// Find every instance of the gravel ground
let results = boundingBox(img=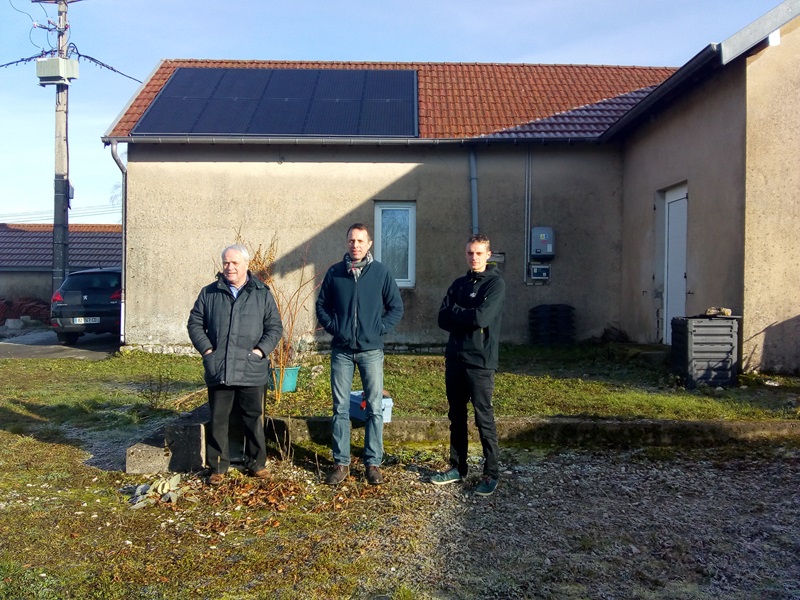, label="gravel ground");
[72,422,800,600]
[403,446,800,600]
